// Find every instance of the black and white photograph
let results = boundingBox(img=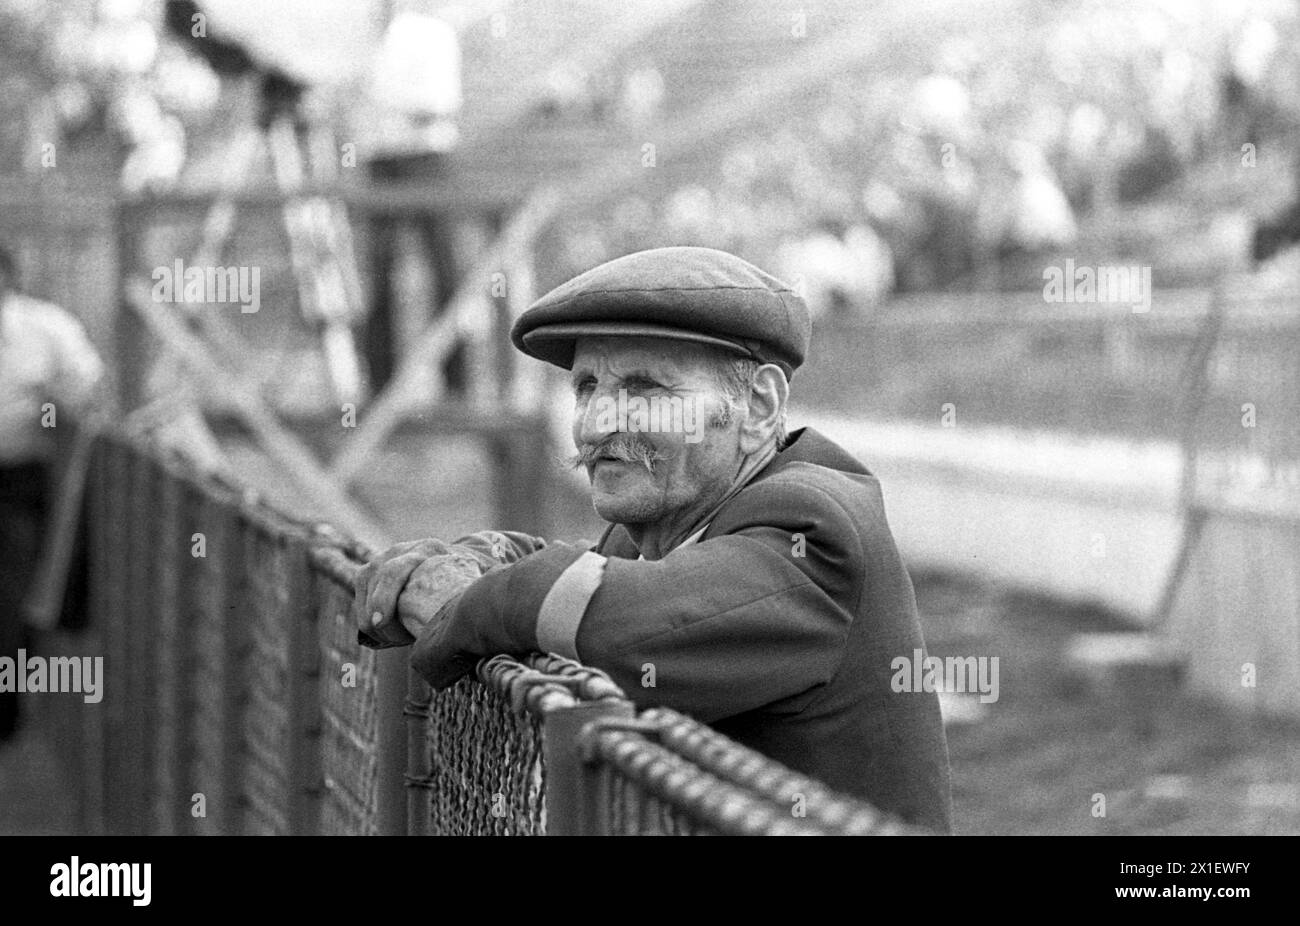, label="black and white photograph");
[0,0,1293,888]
